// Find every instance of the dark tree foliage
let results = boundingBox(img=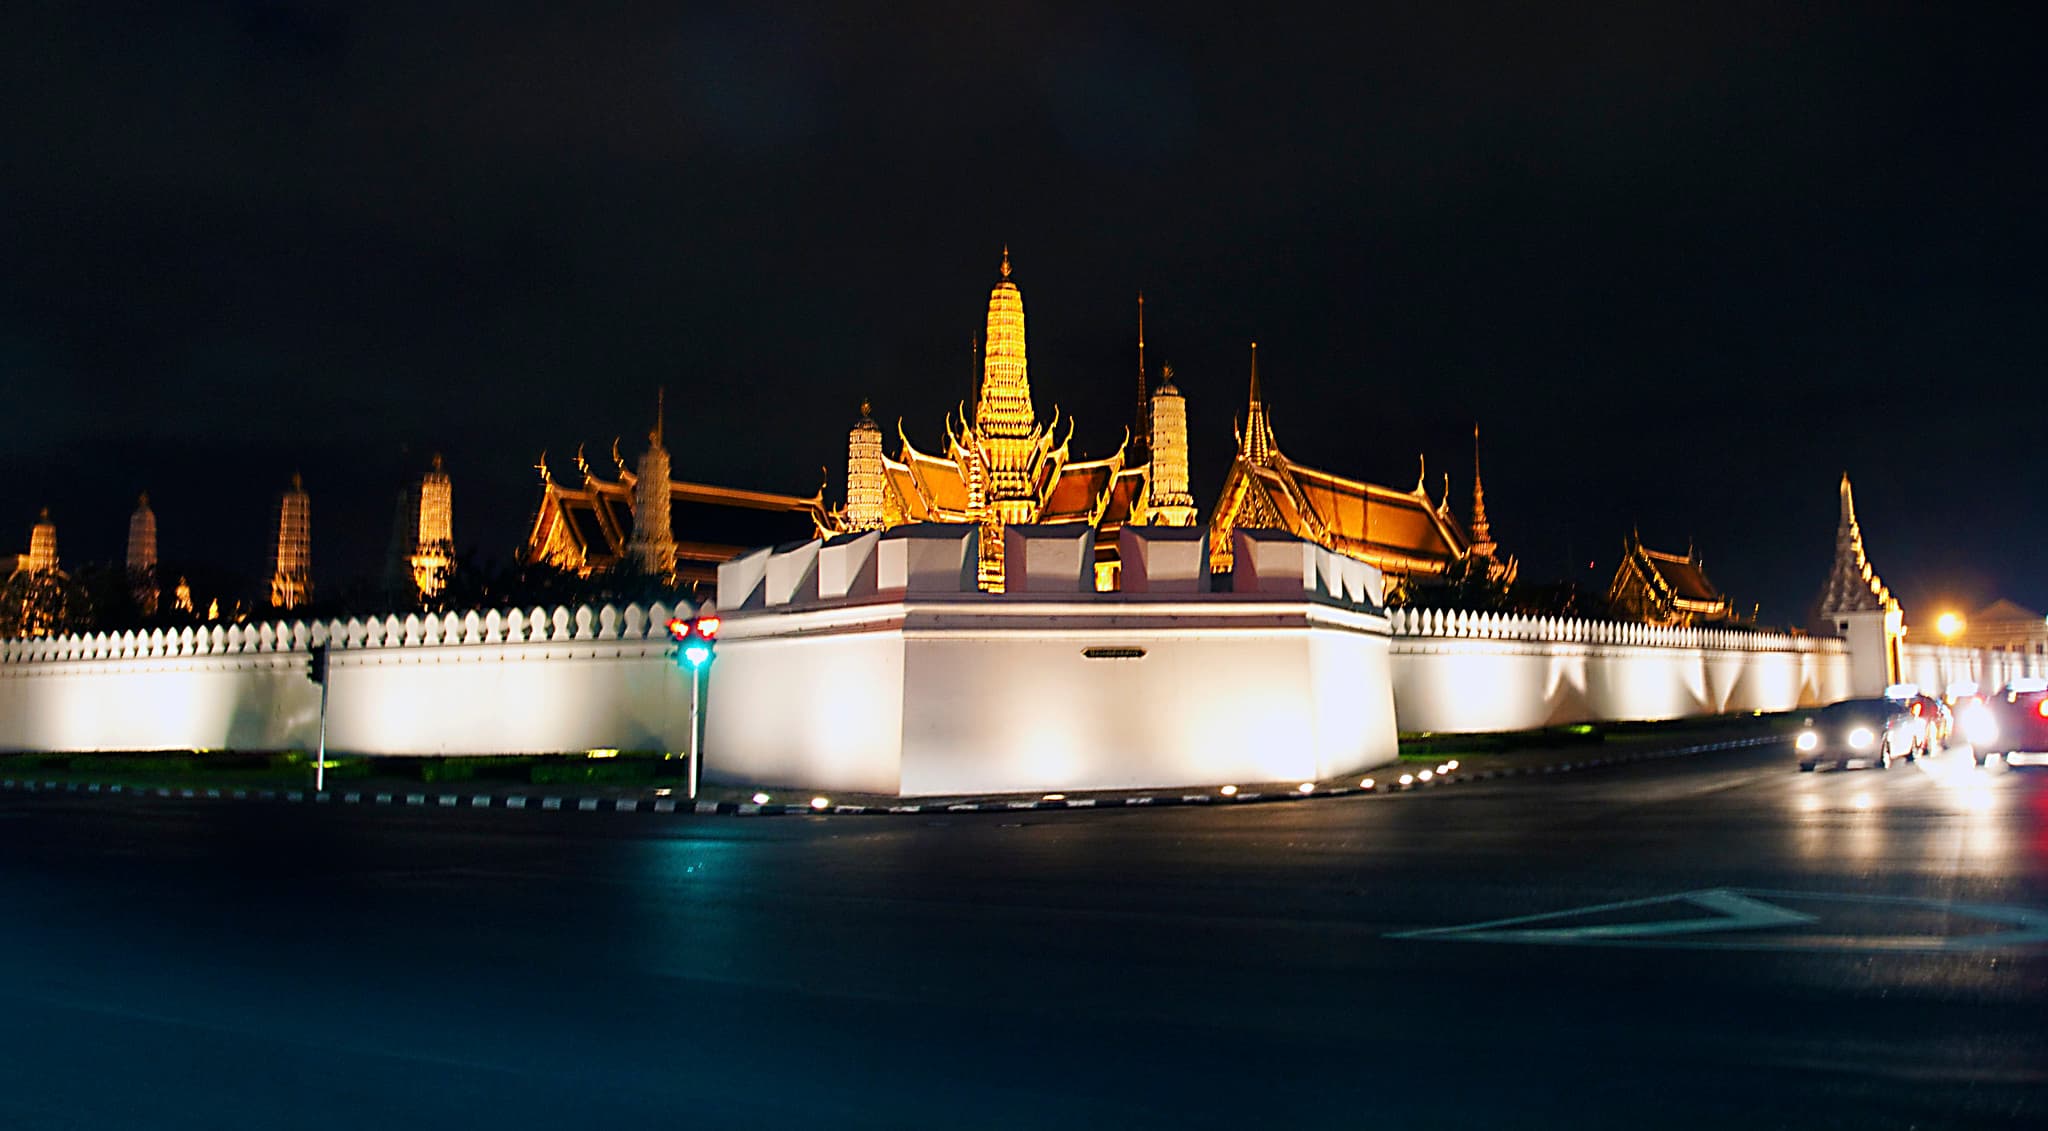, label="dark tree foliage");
[1394,558,1612,619]
[0,569,93,638]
